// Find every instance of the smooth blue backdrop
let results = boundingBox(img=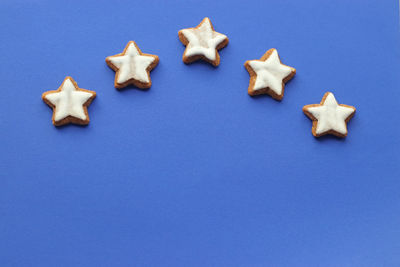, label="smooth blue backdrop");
[1,0,399,266]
